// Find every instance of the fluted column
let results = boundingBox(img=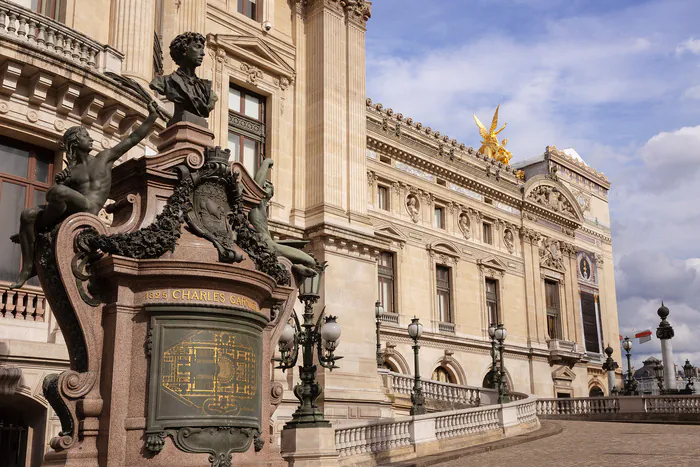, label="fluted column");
[110,0,156,87]
[162,0,207,75]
